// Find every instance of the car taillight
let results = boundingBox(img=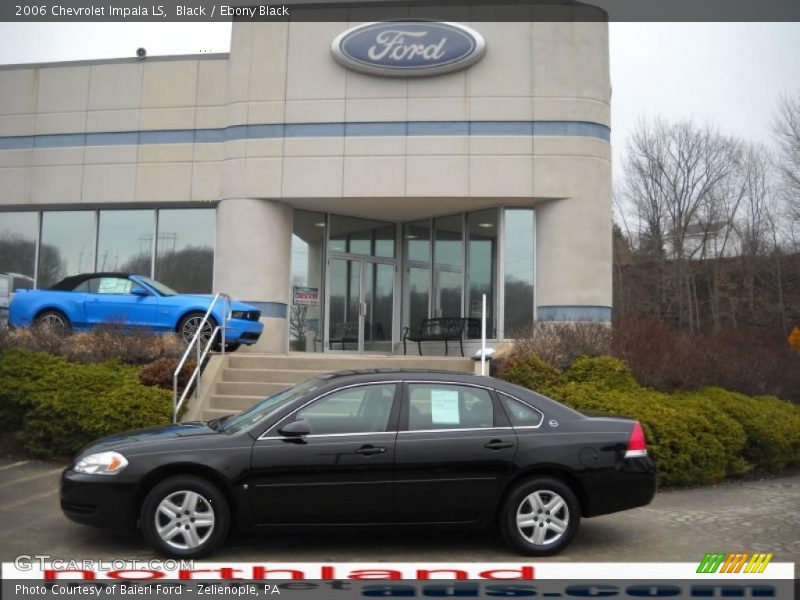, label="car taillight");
[625,421,648,458]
